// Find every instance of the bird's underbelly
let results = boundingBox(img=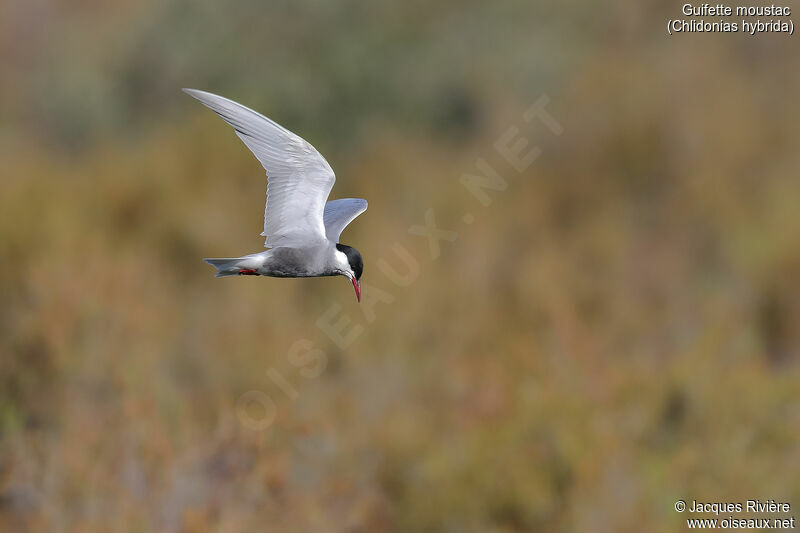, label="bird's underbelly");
[260,247,325,278]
